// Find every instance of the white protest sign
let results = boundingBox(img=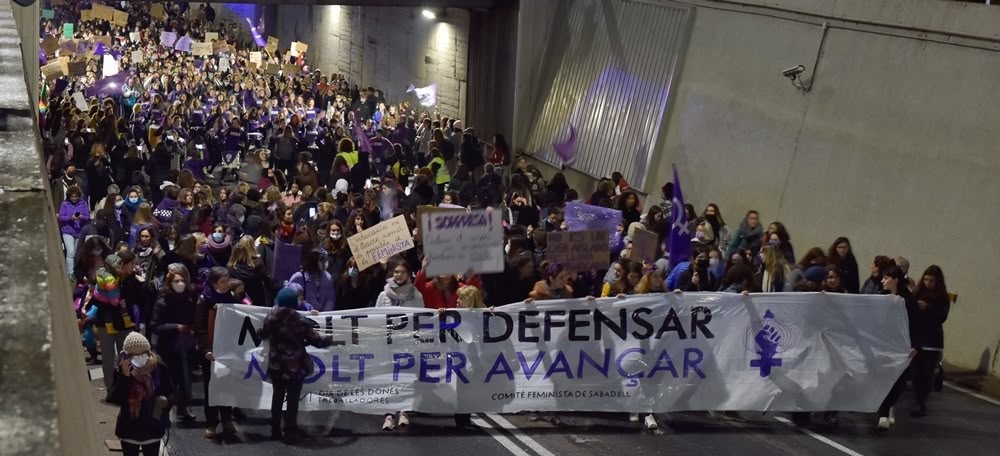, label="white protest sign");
[209,293,912,414]
[219,56,230,73]
[131,50,144,63]
[346,215,415,270]
[249,51,262,66]
[206,32,219,42]
[129,31,140,43]
[72,92,89,112]
[421,209,504,276]
[102,54,119,76]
